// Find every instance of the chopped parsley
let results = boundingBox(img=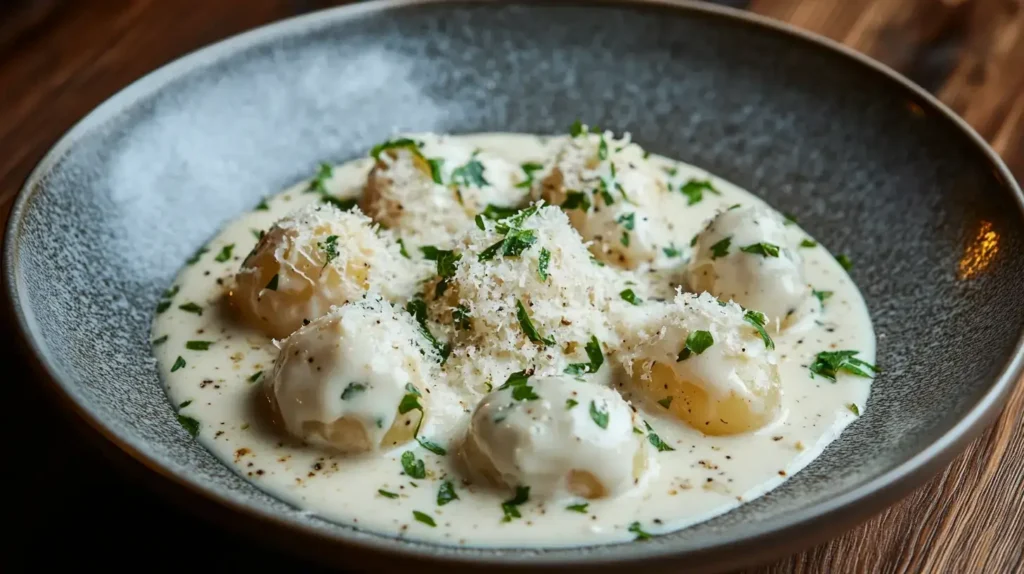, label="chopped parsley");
[848,403,861,416]
[427,158,445,184]
[569,120,587,137]
[617,212,635,230]
[405,299,451,363]
[417,437,447,456]
[813,289,833,305]
[178,302,203,315]
[400,451,426,479]
[495,205,538,234]
[306,162,333,193]
[662,244,681,258]
[437,481,459,506]
[185,247,208,265]
[341,382,367,400]
[254,198,270,211]
[151,335,168,346]
[709,237,732,259]
[421,246,461,297]
[479,228,536,262]
[566,502,589,513]
[743,310,774,350]
[178,400,192,409]
[177,415,200,437]
[679,179,719,205]
[644,421,675,452]
[515,299,554,346]
[501,486,530,522]
[451,157,488,188]
[836,254,854,271]
[453,305,472,331]
[598,134,609,160]
[677,330,714,361]
[538,248,551,281]
[690,233,699,247]
[565,398,579,410]
[809,350,878,382]
[783,212,798,225]
[370,138,421,161]
[498,370,539,401]
[657,397,673,409]
[628,521,653,541]
[561,191,591,211]
[589,400,610,429]
[378,489,400,499]
[740,242,780,258]
[621,231,630,247]
[321,195,357,211]
[515,162,544,188]
[412,511,436,527]
[162,285,180,299]
[214,244,235,263]
[247,371,263,383]
[480,204,518,221]
[318,235,340,268]
[619,289,642,306]
[398,383,424,415]
[564,336,604,375]
[171,356,187,374]
[800,239,818,248]
[185,340,213,351]
[397,238,410,258]
[156,301,171,314]
[265,274,279,291]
